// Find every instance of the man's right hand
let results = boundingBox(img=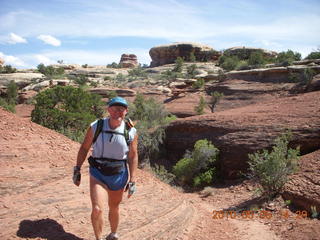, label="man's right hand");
[73,166,81,186]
